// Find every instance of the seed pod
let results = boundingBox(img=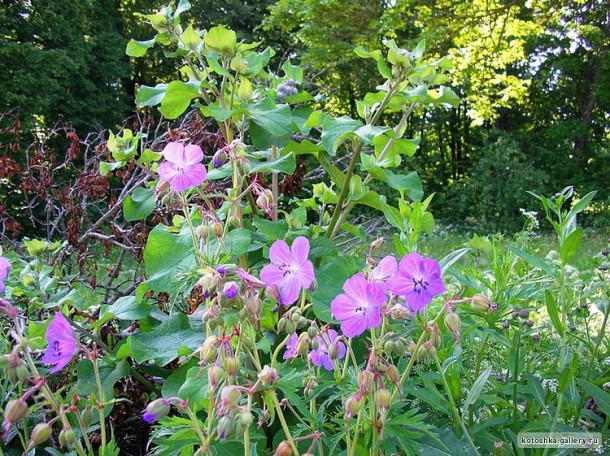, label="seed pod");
[211,221,223,238]
[5,398,28,424]
[307,326,318,339]
[239,411,254,429]
[258,365,279,386]
[471,294,493,312]
[196,224,209,239]
[375,388,392,410]
[394,338,408,356]
[208,365,225,388]
[290,310,301,324]
[345,394,364,419]
[81,407,93,428]
[328,343,340,360]
[220,386,242,409]
[358,370,375,394]
[217,416,235,439]
[27,422,52,450]
[384,340,395,354]
[444,313,461,334]
[223,356,240,377]
[60,428,76,447]
[386,364,399,384]
[274,440,293,456]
